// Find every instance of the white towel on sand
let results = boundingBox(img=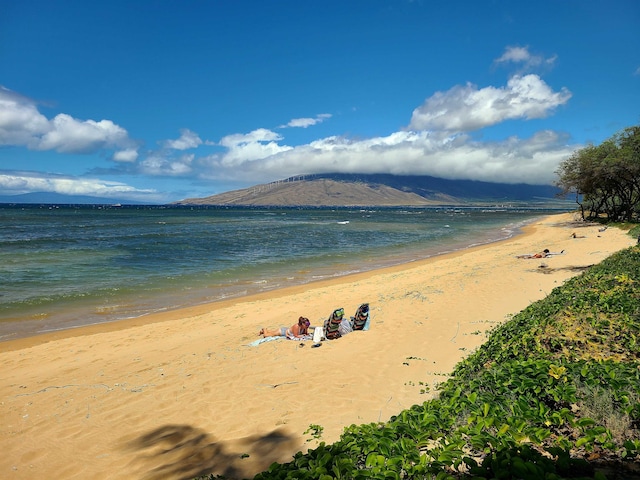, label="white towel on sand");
[313,327,324,343]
